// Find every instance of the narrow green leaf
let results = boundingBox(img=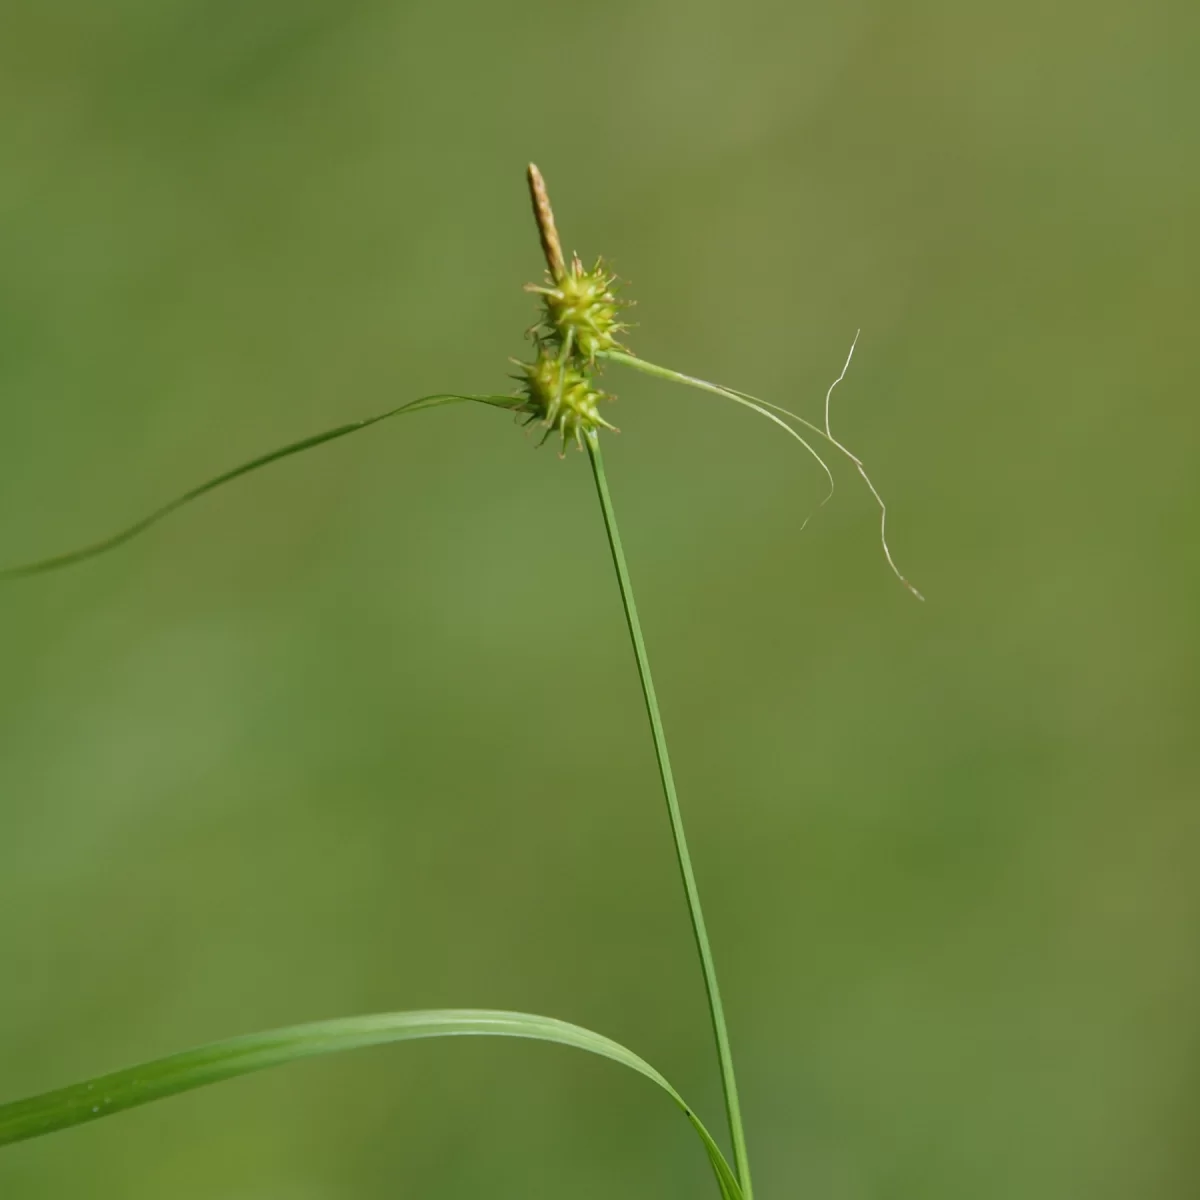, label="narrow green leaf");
[0,392,520,581]
[602,348,923,599]
[0,1008,741,1198]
